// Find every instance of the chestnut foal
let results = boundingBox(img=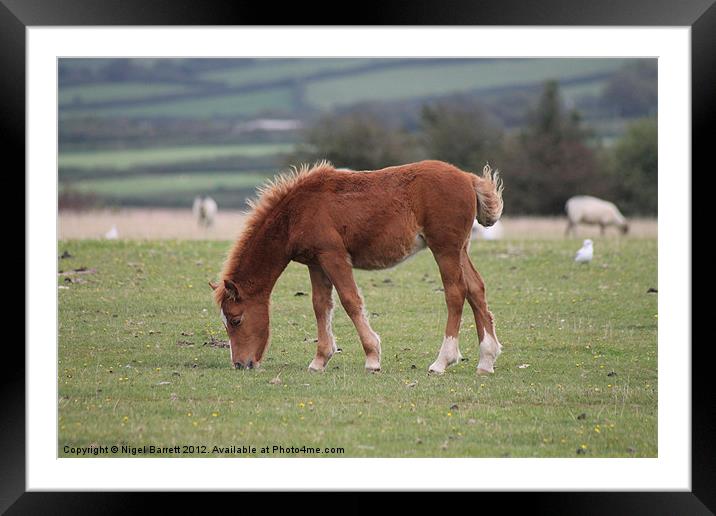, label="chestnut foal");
[211,160,503,375]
